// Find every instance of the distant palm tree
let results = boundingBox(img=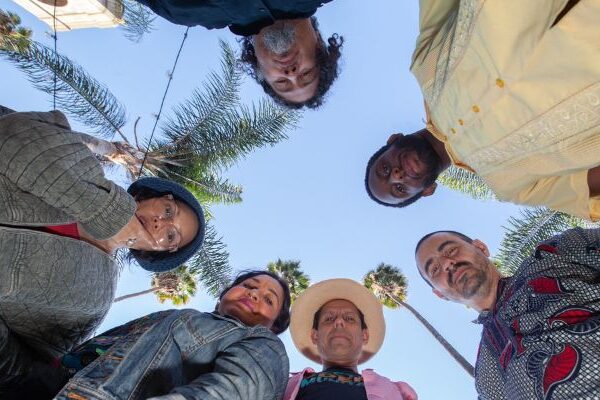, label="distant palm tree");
[120,0,155,42]
[114,265,197,304]
[363,263,475,378]
[267,259,310,303]
[0,8,32,52]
